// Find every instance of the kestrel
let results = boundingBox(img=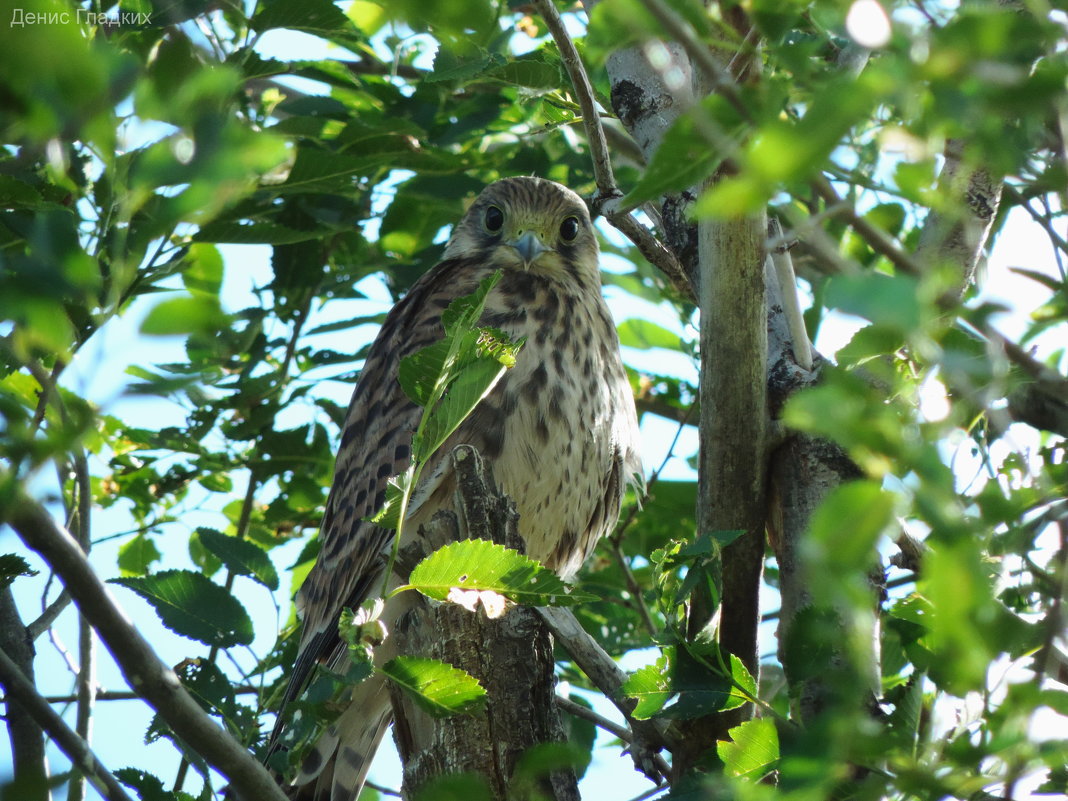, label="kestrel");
[271,176,642,800]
